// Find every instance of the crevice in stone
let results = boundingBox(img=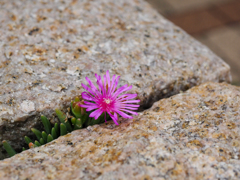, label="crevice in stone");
[0,86,187,160]
[0,73,230,160]
[139,77,199,111]
[0,115,44,160]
